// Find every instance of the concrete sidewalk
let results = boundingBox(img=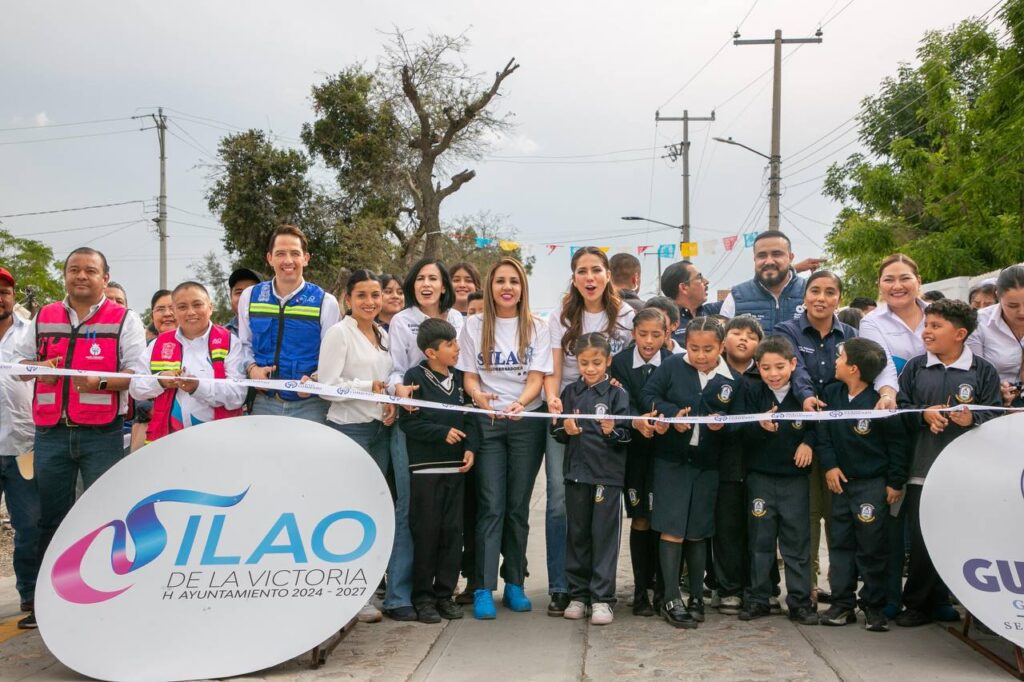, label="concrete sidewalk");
[0,469,1016,681]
